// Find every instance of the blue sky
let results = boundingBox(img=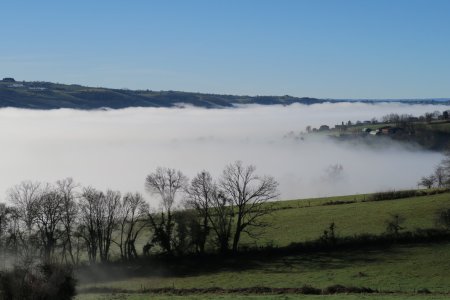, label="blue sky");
[1,0,450,98]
